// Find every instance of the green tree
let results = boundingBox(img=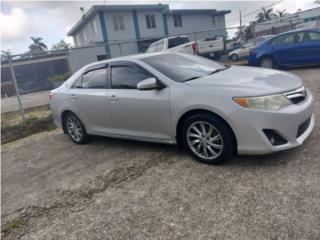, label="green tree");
[28,37,48,53]
[256,7,276,22]
[1,49,12,58]
[276,9,290,18]
[51,39,71,51]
